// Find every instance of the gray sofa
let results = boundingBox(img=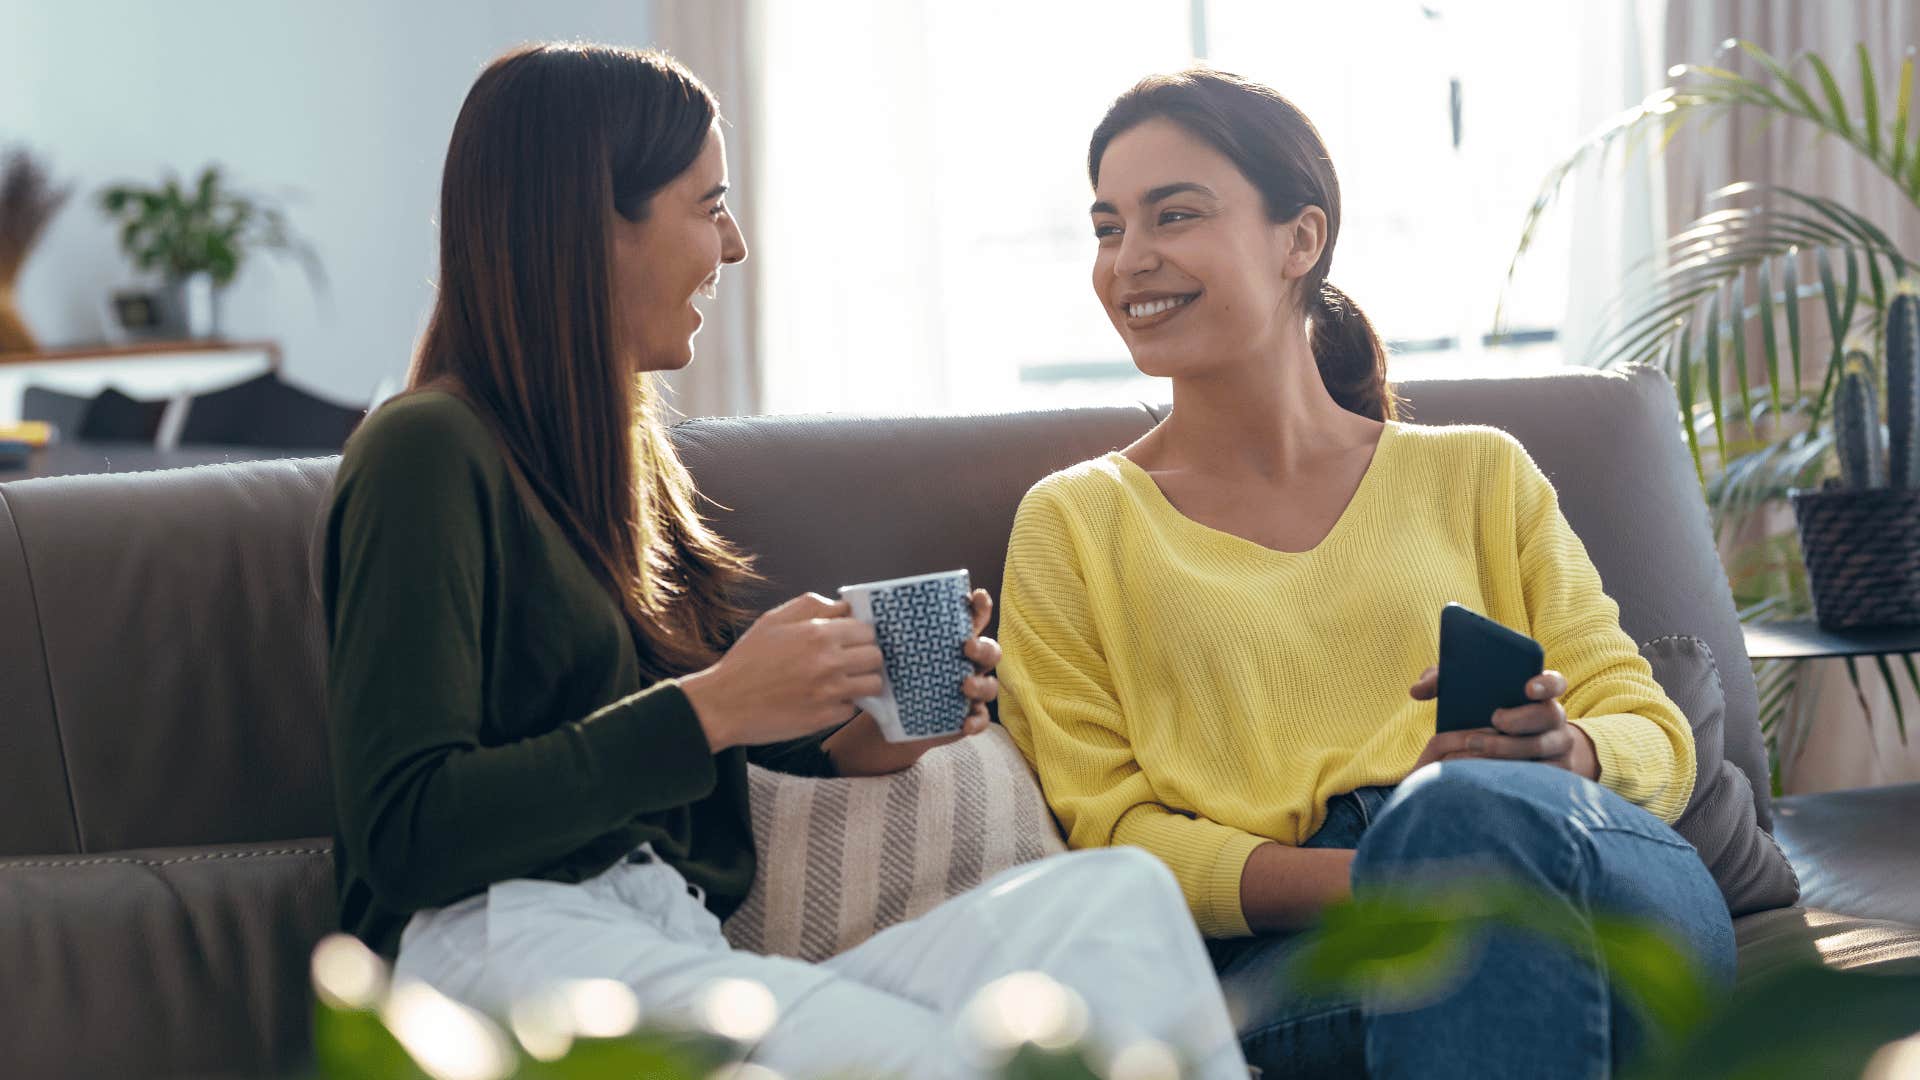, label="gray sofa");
[2,367,1916,1077]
